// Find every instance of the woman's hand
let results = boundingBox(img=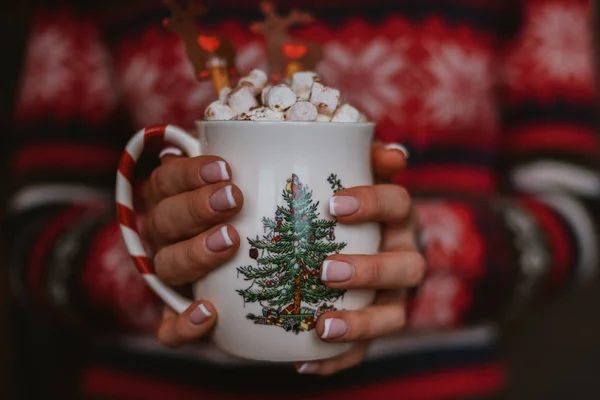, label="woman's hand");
[295,142,425,375]
[140,142,419,361]
[140,153,243,348]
